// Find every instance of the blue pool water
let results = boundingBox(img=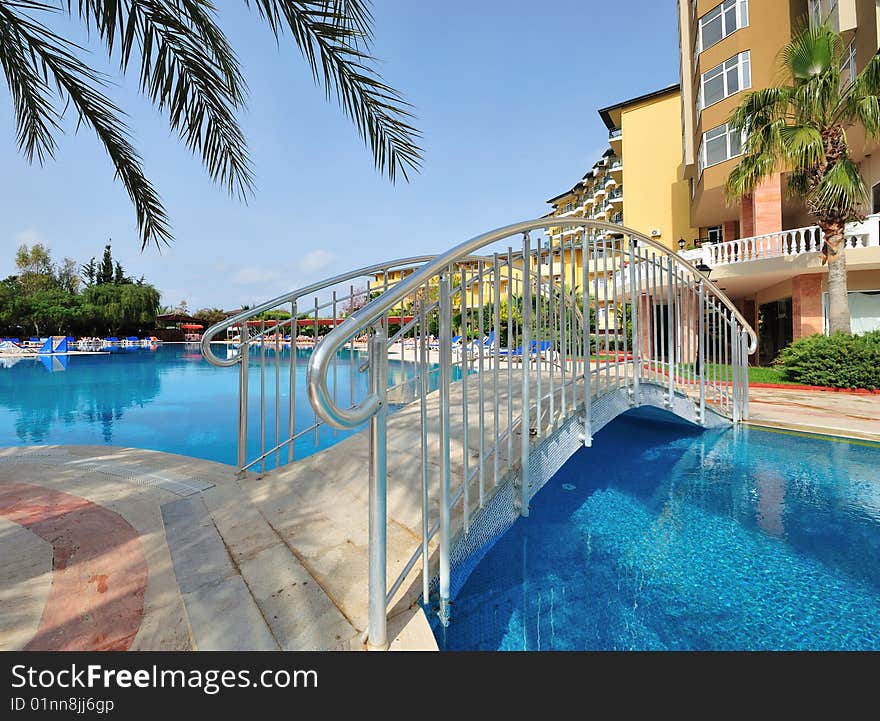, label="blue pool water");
[437,412,880,651]
[0,343,420,468]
